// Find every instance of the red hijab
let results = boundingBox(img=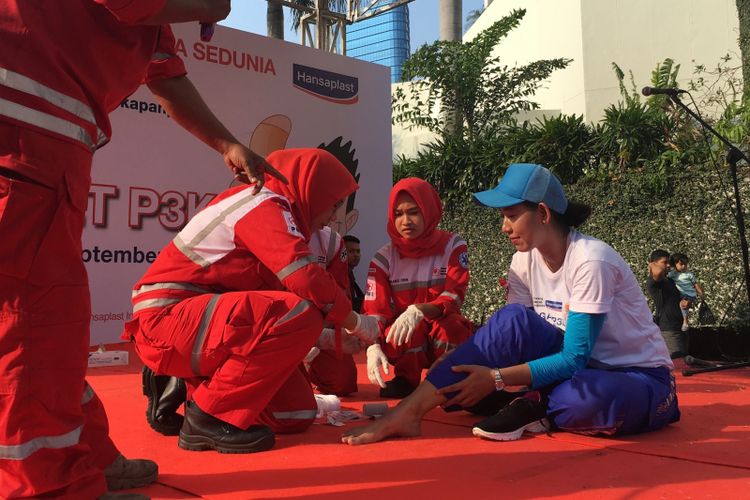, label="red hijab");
[265,148,358,240]
[387,178,452,259]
